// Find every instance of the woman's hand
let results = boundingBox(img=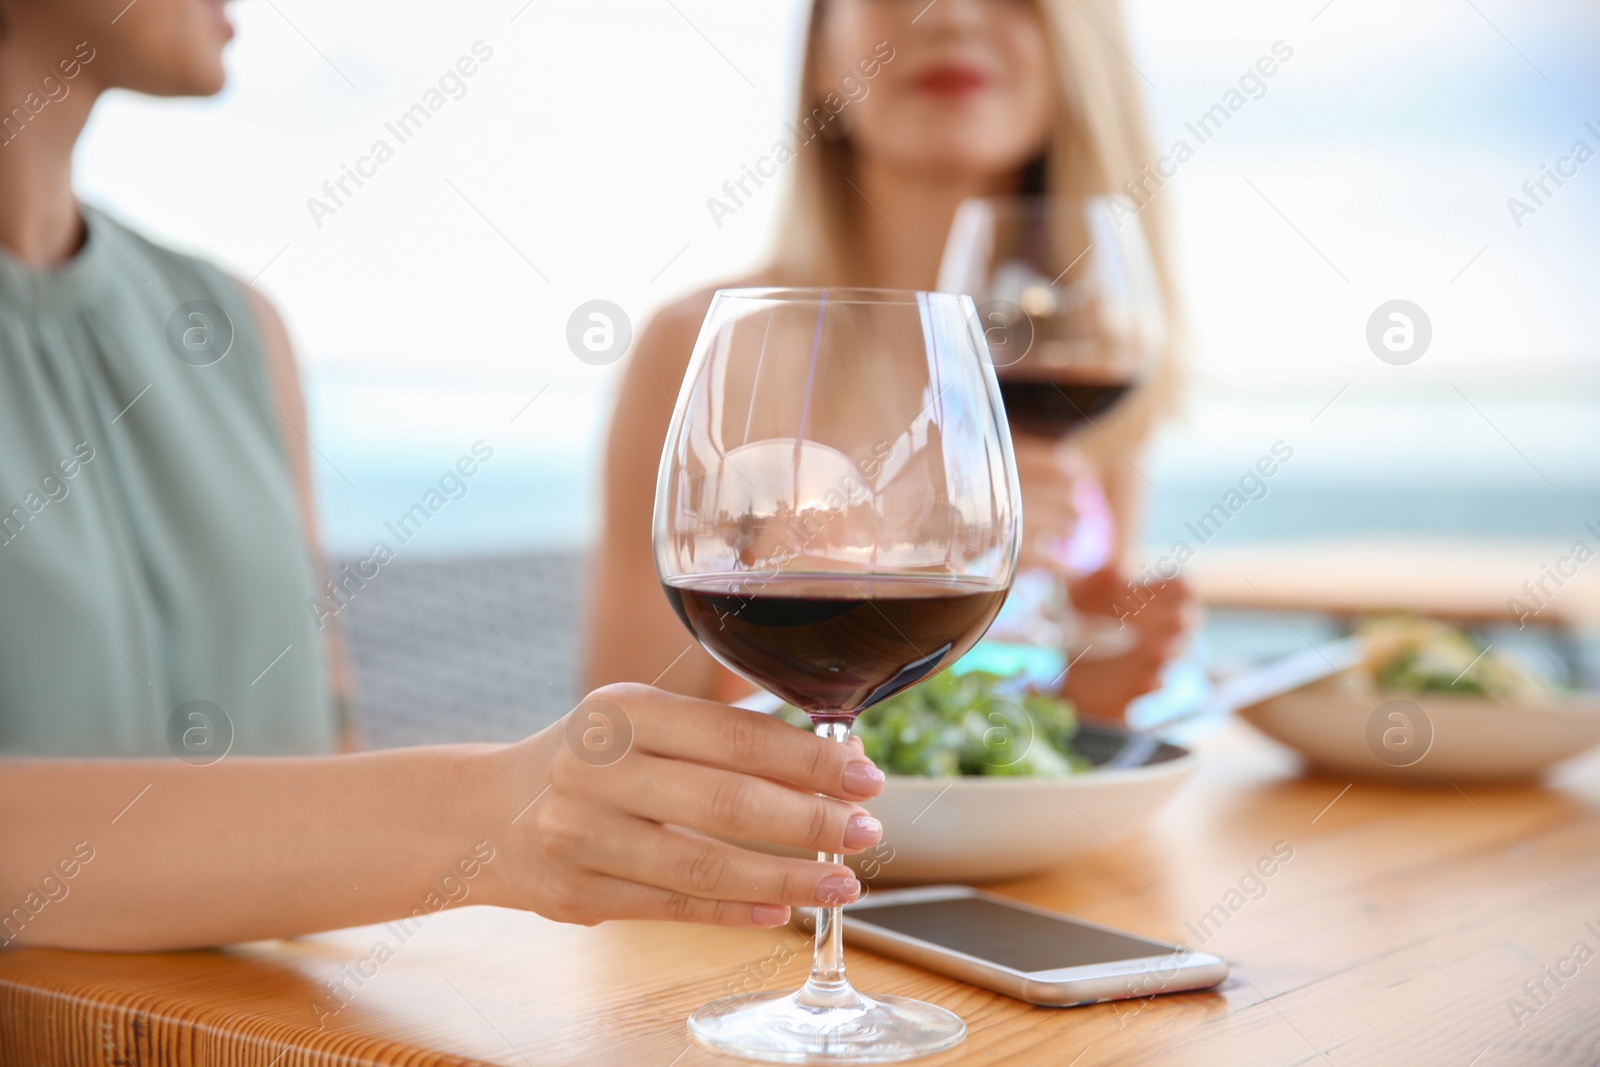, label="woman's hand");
[493,684,885,929]
[1009,436,1195,719]
[1062,568,1196,720]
